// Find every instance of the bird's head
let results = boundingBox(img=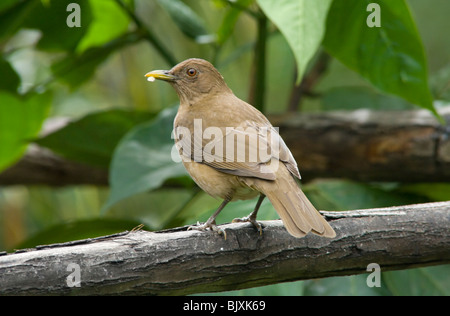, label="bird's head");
[145,58,231,105]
